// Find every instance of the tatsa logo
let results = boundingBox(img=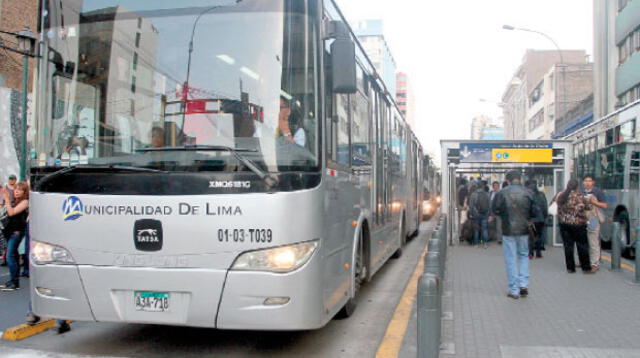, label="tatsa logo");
[62,196,84,221]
